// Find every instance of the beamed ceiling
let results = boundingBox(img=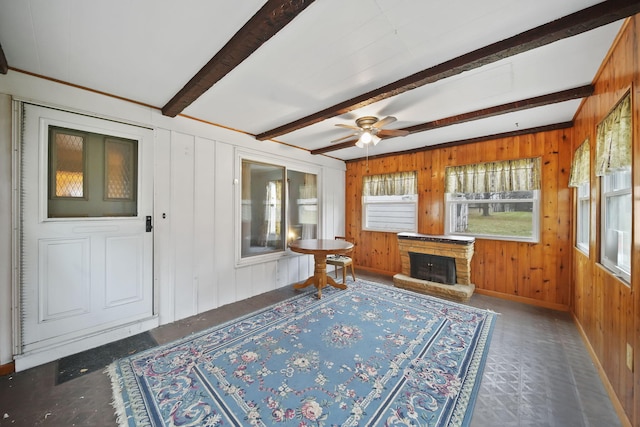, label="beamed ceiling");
[0,0,638,161]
